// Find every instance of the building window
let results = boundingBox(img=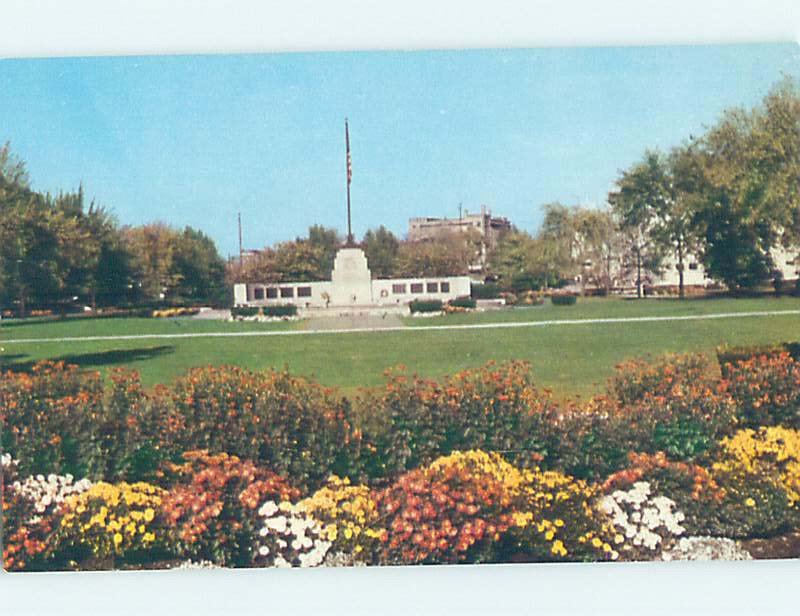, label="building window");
[688,263,699,271]
[253,287,265,300]
[426,282,439,293]
[410,283,423,294]
[297,286,312,297]
[280,287,294,298]
[440,281,450,293]
[392,283,406,294]
[266,287,278,299]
